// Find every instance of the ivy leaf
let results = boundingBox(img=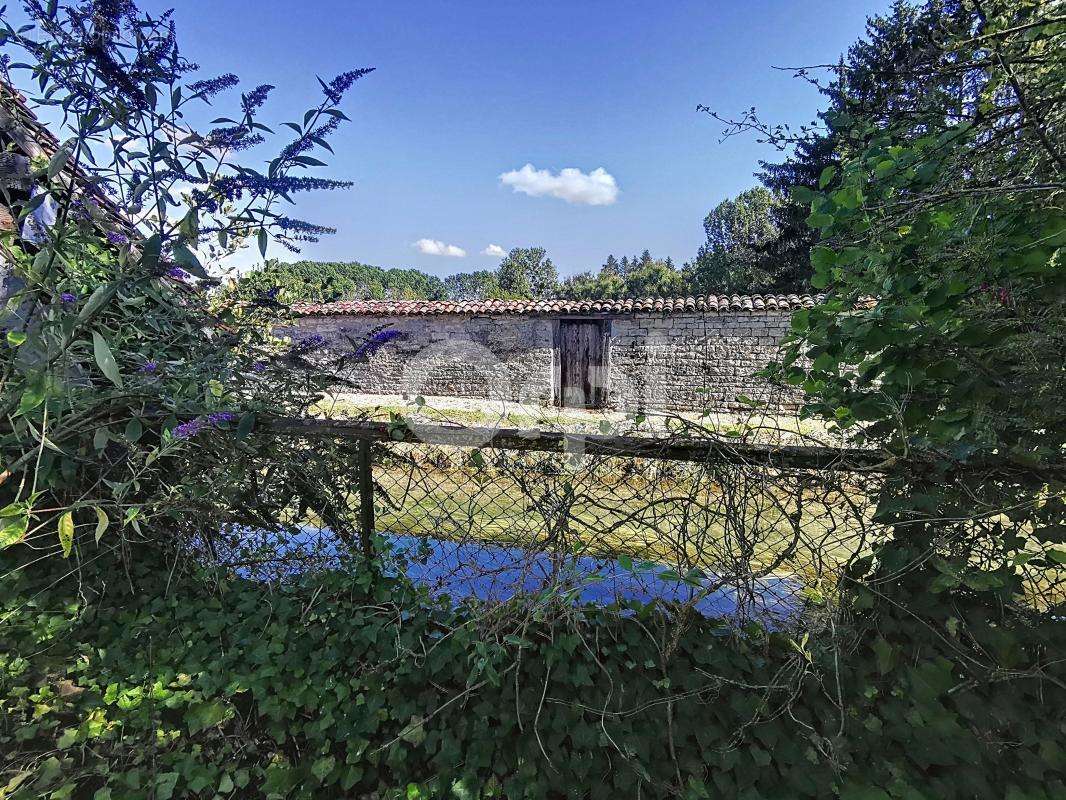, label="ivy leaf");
[58,510,74,558]
[311,755,335,782]
[153,772,179,800]
[92,331,123,387]
[184,701,230,733]
[399,715,425,745]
